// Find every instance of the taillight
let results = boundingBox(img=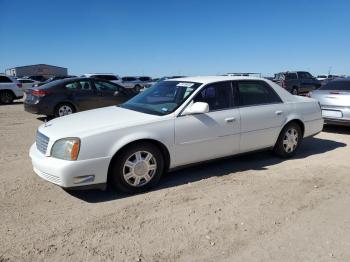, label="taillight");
[17,83,23,88]
[32,90,50,97]
[330,91,340,95]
